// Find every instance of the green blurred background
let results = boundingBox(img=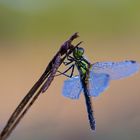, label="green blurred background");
[0,0,140,140]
